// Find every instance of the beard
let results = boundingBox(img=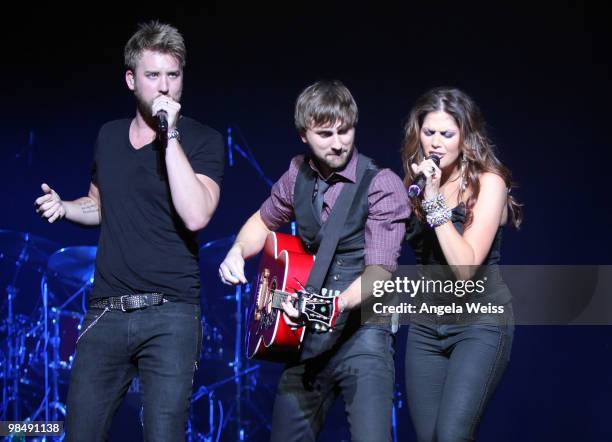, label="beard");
[312,147,354,174]
[133,87,181,123]
[134,90,155,122]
